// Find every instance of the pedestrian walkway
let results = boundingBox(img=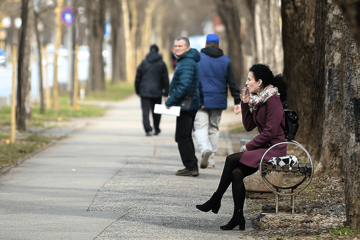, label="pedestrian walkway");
[0,94,255,240]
